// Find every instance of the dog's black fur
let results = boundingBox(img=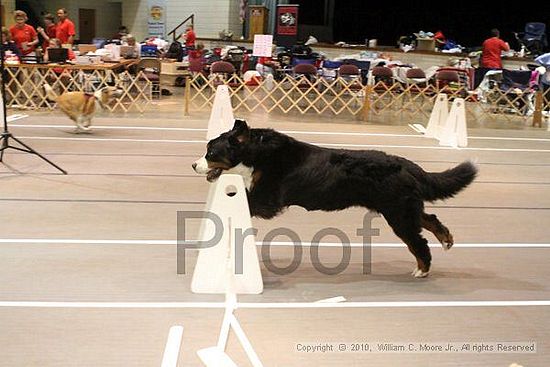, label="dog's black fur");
[198,120,478,276]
